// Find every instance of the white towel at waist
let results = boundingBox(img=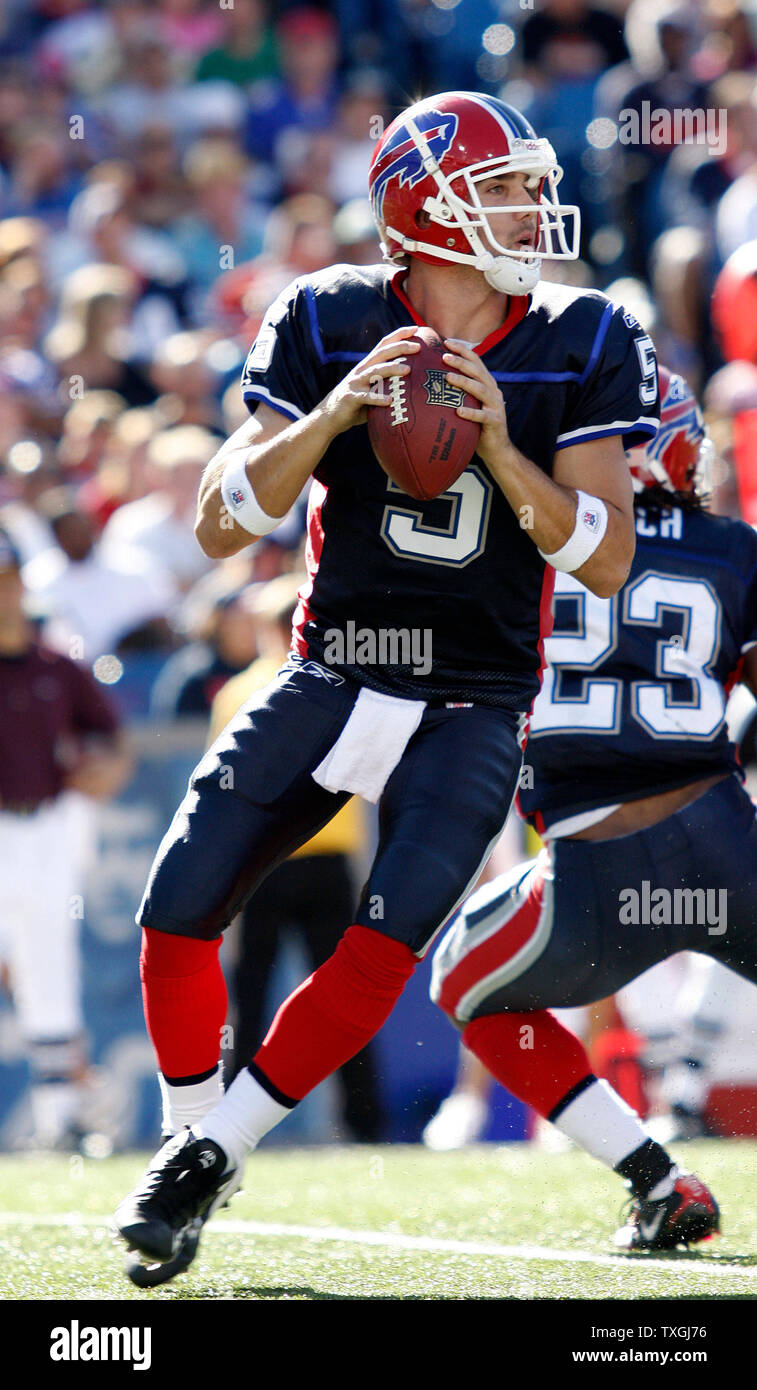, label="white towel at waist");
[312,686,426,802]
